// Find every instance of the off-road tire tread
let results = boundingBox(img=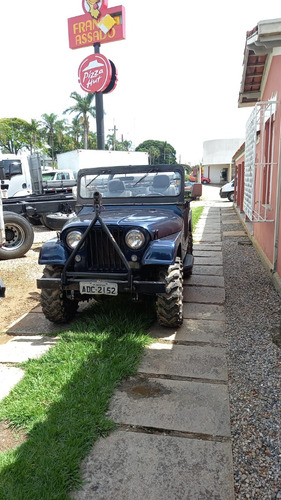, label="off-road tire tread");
[41,265,78,323]
[156,257,183,328]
